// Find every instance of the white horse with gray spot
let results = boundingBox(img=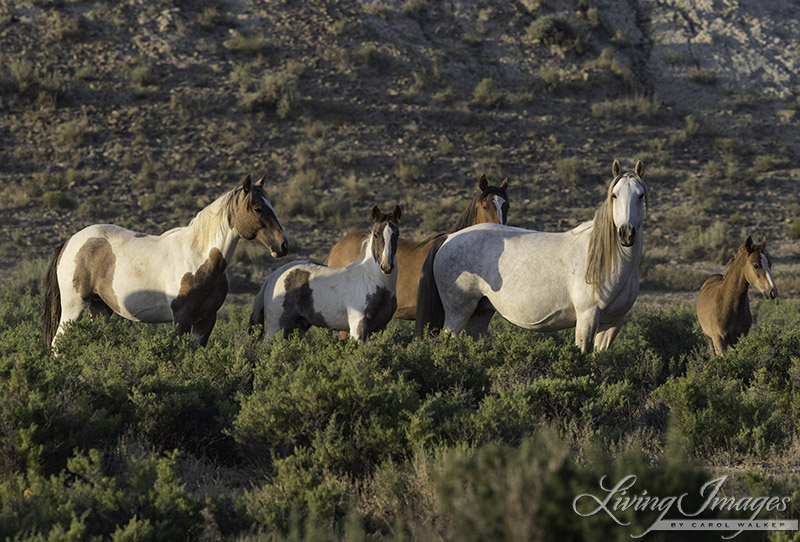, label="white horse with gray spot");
[416,159,646,353]
[250,205,401,343]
